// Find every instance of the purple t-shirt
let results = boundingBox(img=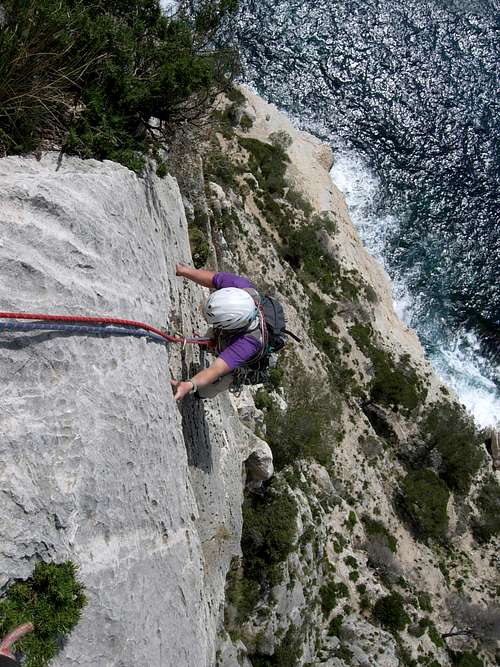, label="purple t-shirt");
[212,272,262,370]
